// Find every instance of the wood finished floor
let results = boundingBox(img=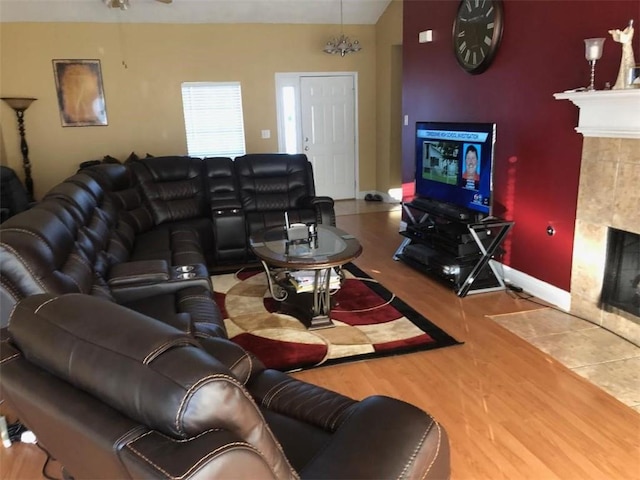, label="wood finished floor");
[2,206,639,479]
